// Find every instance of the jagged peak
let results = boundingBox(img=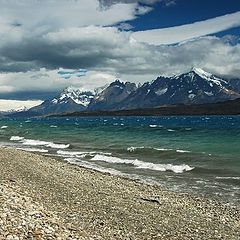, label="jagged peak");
[191,67,213,78]
[109,79,125,87]
[51,86,94,107]
[61,86,93,95]
[172,67,228,87]
[62,86,76,93]
[191,67,228,85]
